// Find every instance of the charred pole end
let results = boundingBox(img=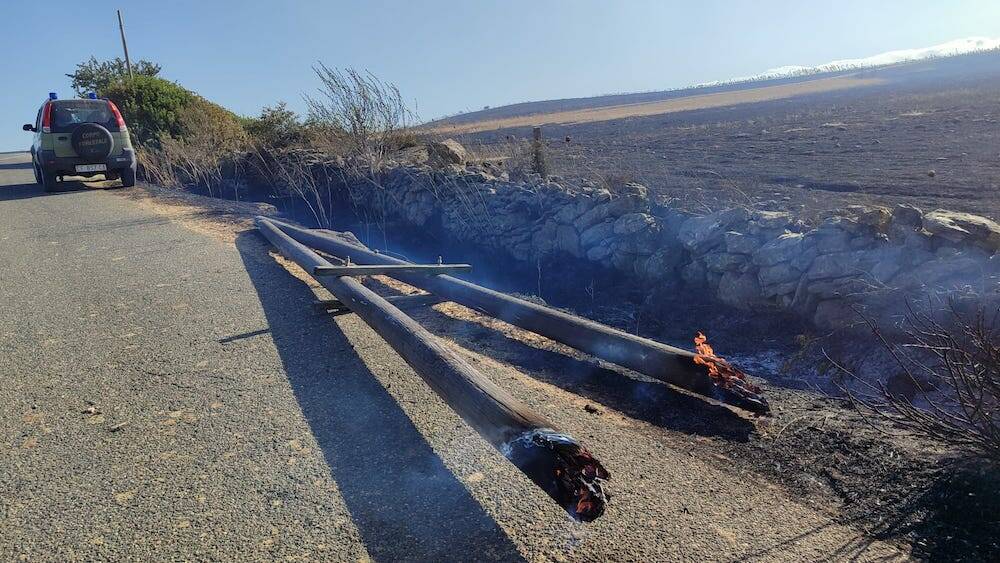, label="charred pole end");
[255,217,610,521]
[263,217,771,416]
[506,429,610,522]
